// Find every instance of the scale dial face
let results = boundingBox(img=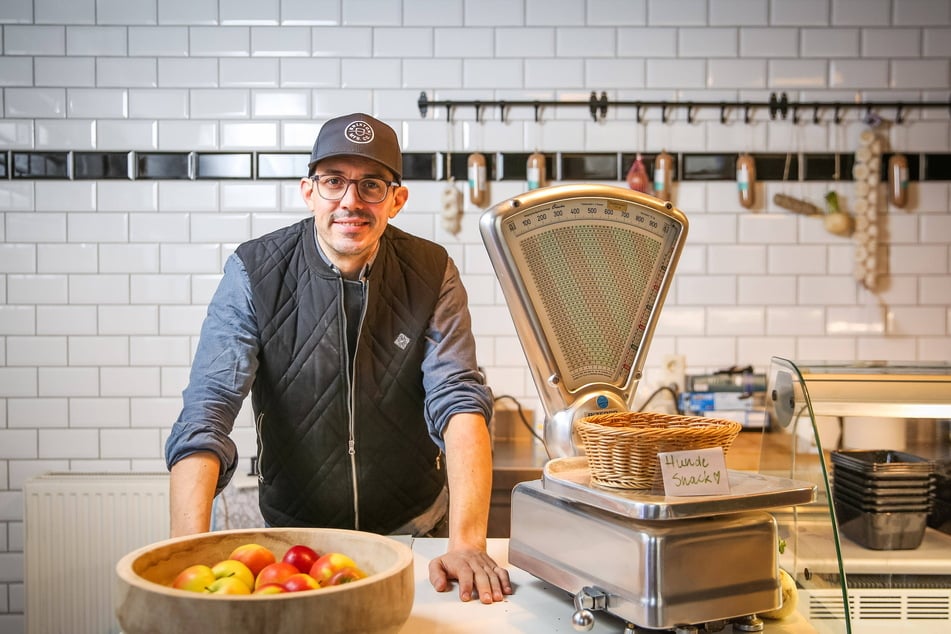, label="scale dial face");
[481,184,688,418]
